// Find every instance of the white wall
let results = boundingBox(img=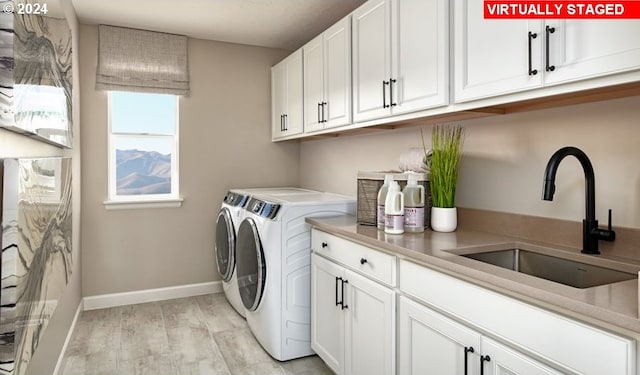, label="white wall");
[300,95,640,229]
